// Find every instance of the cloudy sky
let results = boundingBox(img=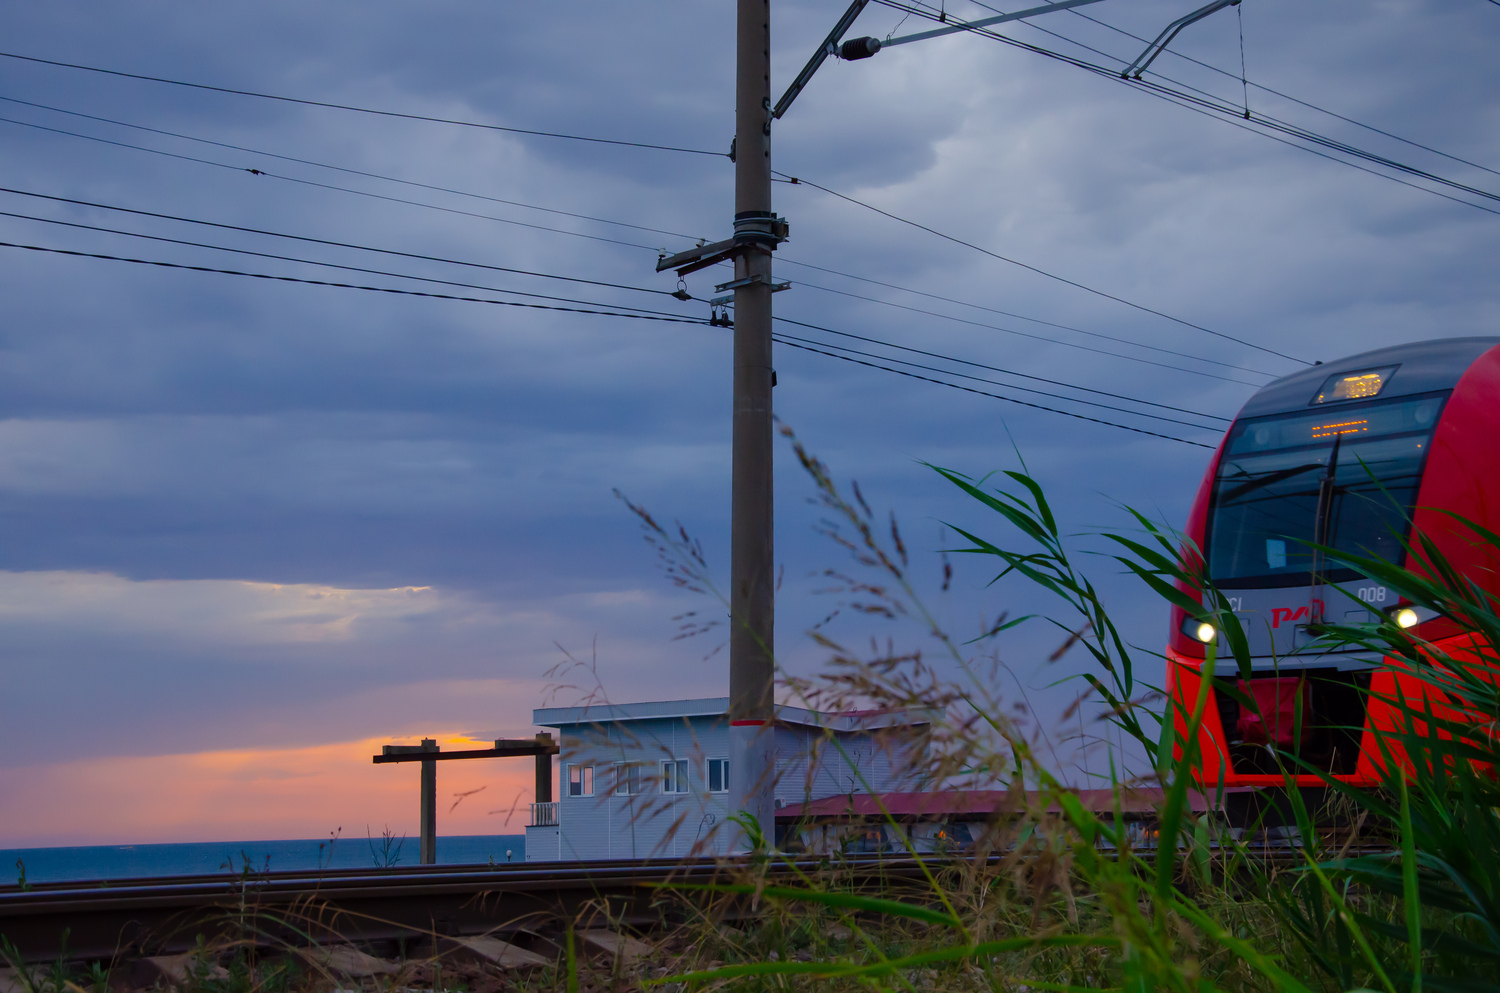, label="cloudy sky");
[0,1,1496,847]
